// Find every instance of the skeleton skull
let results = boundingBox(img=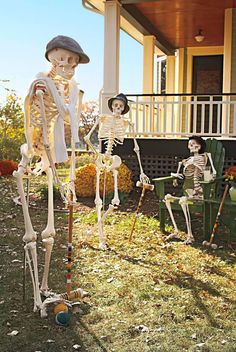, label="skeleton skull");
[48,48,80,80]
[188,139,201,154]
[111,99,125,116]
